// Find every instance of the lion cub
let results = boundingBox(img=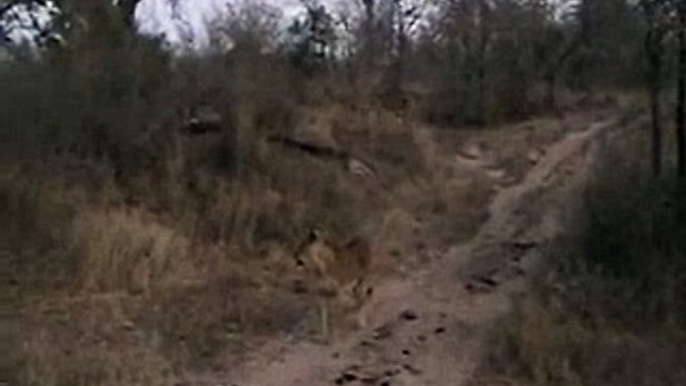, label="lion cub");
[293,229,374,341]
